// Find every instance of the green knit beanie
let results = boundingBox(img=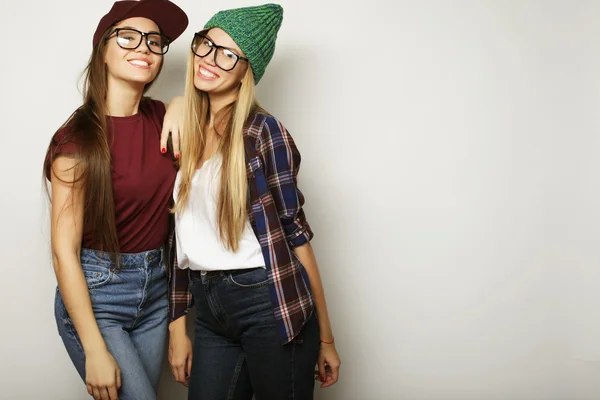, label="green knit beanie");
[204,3,283,84]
